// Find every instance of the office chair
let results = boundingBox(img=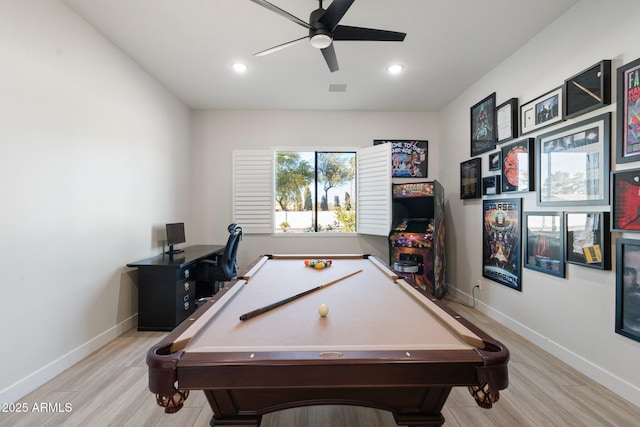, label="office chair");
[196,224,242,300]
